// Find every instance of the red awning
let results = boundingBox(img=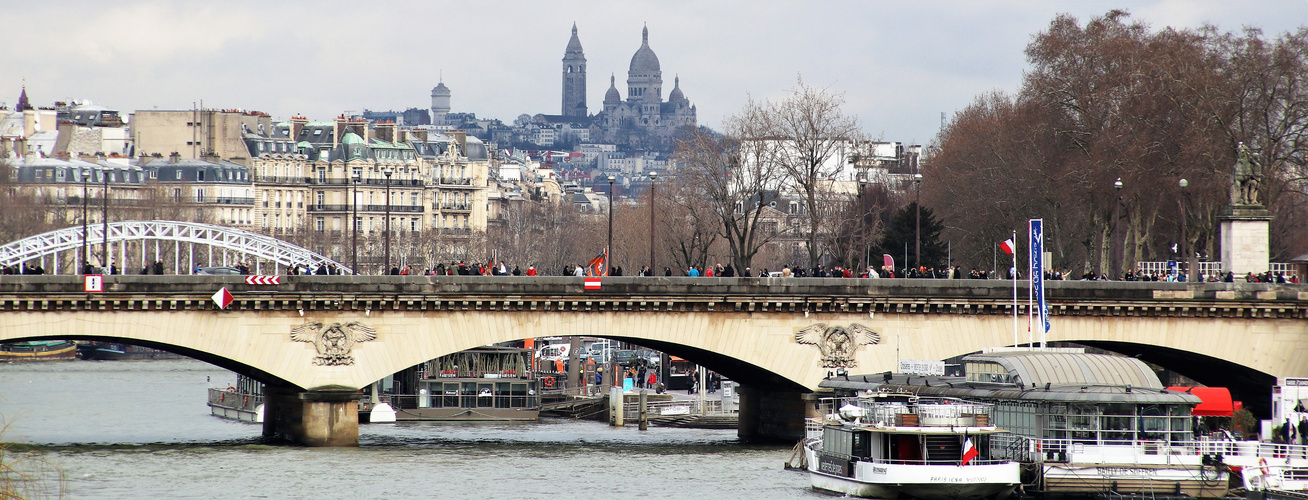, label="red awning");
[1169,386,1234,417]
